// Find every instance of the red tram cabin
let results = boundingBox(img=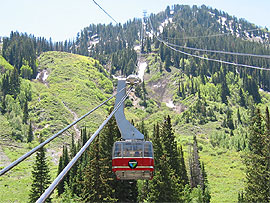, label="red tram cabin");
[112,140,154,180]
